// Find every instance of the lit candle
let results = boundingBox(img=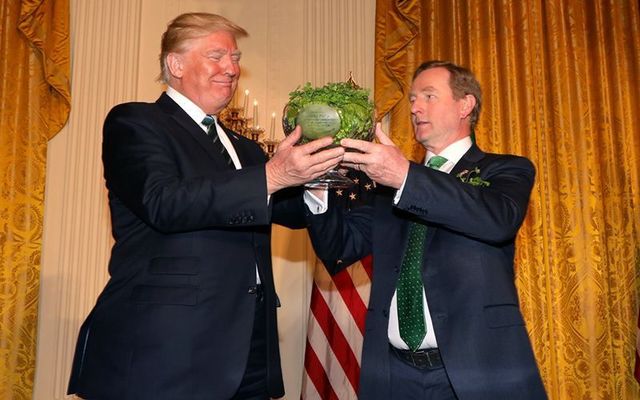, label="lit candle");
[253,100,259,127]
[270,112,276,140]
[243,89,250,117]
